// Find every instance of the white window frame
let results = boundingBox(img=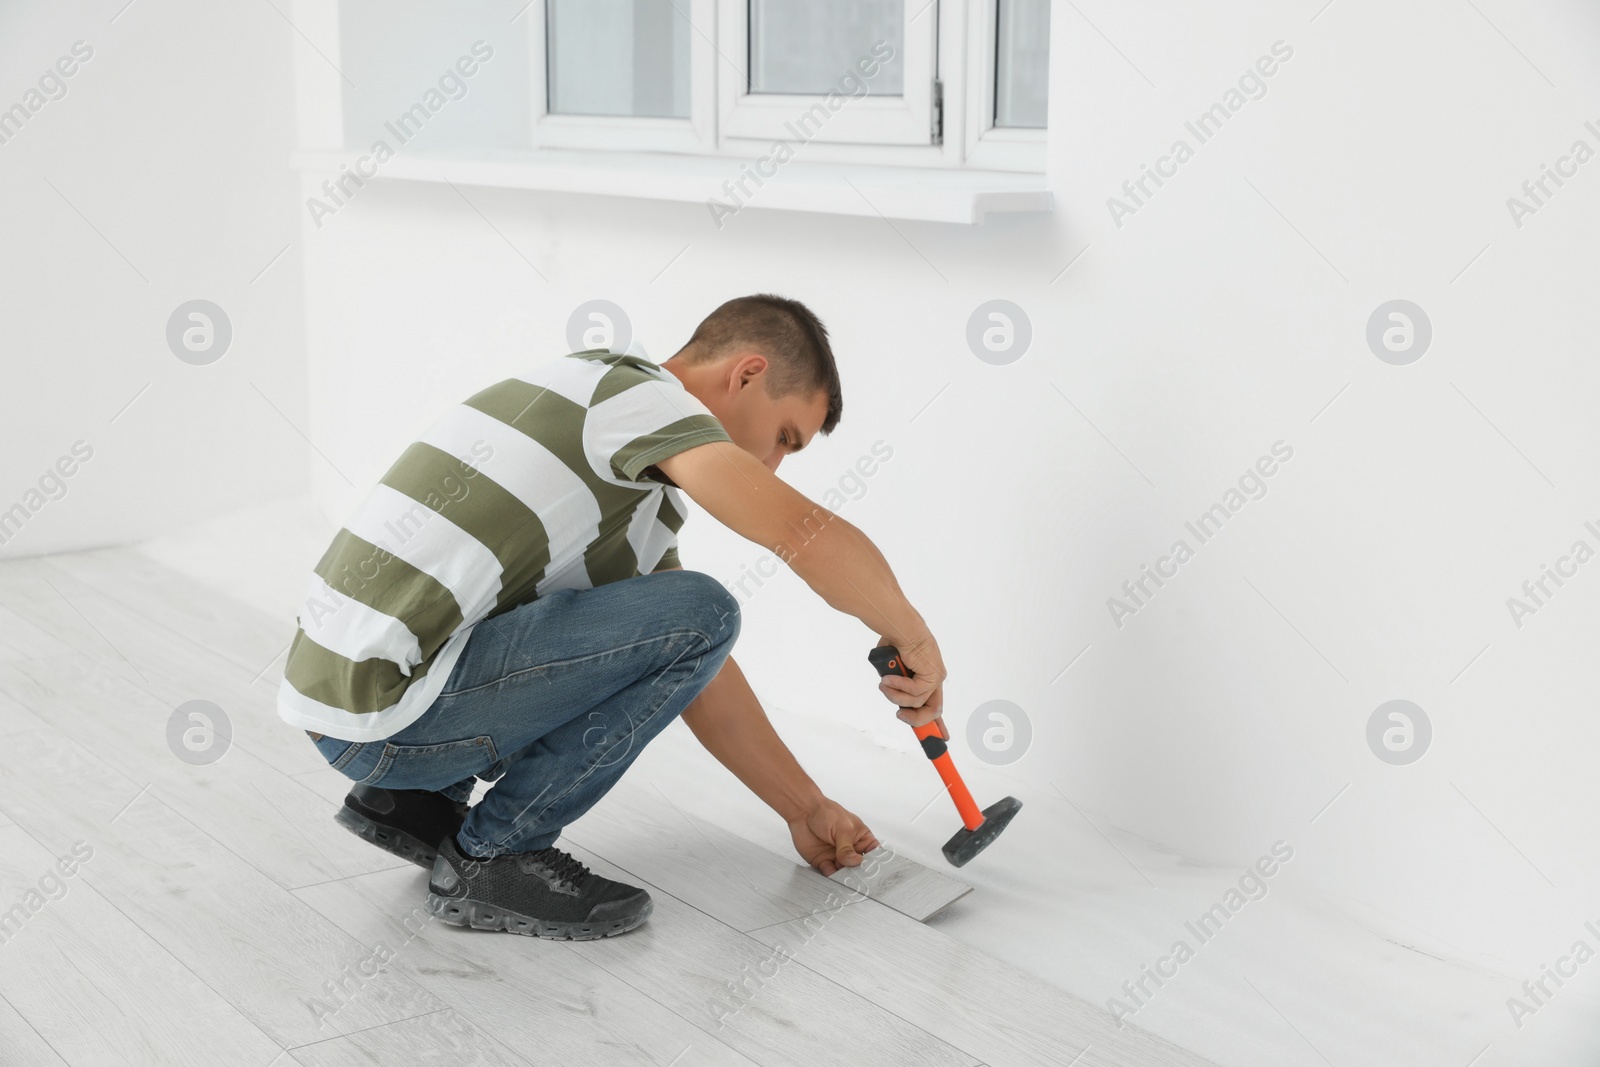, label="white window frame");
[716,0,938,147]
[524,0,1046,173]
[528,0,717,153]
[964,0,1047,173]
